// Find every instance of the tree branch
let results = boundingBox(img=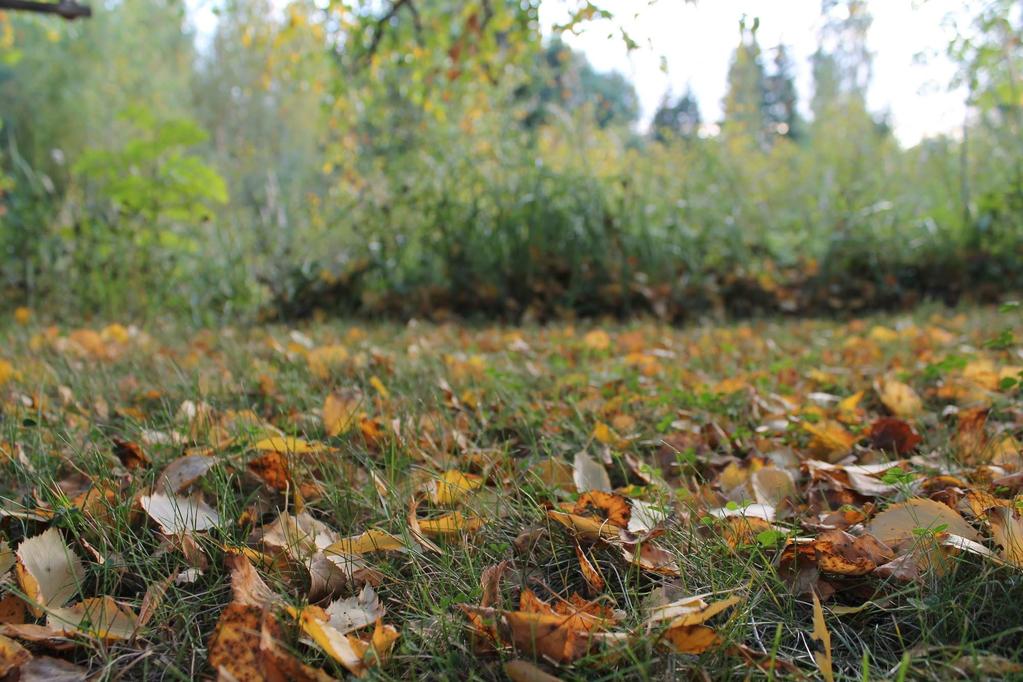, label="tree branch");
[0,0,92,20]
[364,0,418,63]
